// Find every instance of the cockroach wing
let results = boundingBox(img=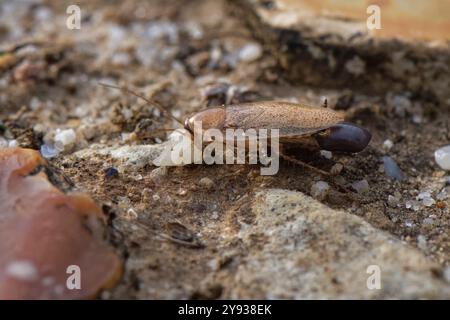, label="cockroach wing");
[223,101,345,137]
